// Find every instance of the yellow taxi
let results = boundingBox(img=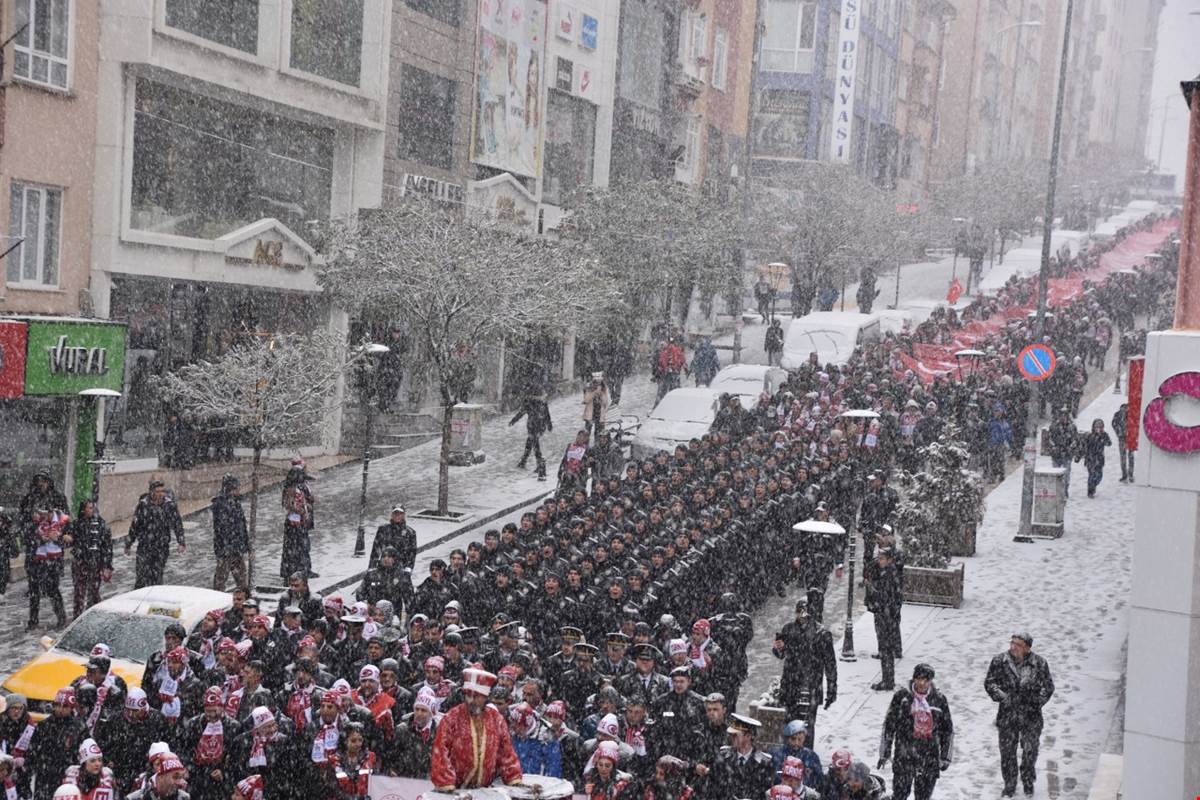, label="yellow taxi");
[2,585,231,719]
